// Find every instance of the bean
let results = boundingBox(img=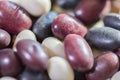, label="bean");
[0,49,22,76]
[86,52,119,80]
[13,30,36,51]
[9,0,21,6]
[85,27,120,51]
[111,71,120,80]
[0,1,32,34]
[75,0,106,24]
[91,20,104,29]
[52,14,87,40]
[18,67,50,80]
[16,39,49,71]
[42,37,66,58]
[64,34,94,71]
[47,56,74,80]
[0,76,17,80]
[0,29,11,49]
[103,13,120,30]
[20,0,51,17]
[32,11,58,41]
